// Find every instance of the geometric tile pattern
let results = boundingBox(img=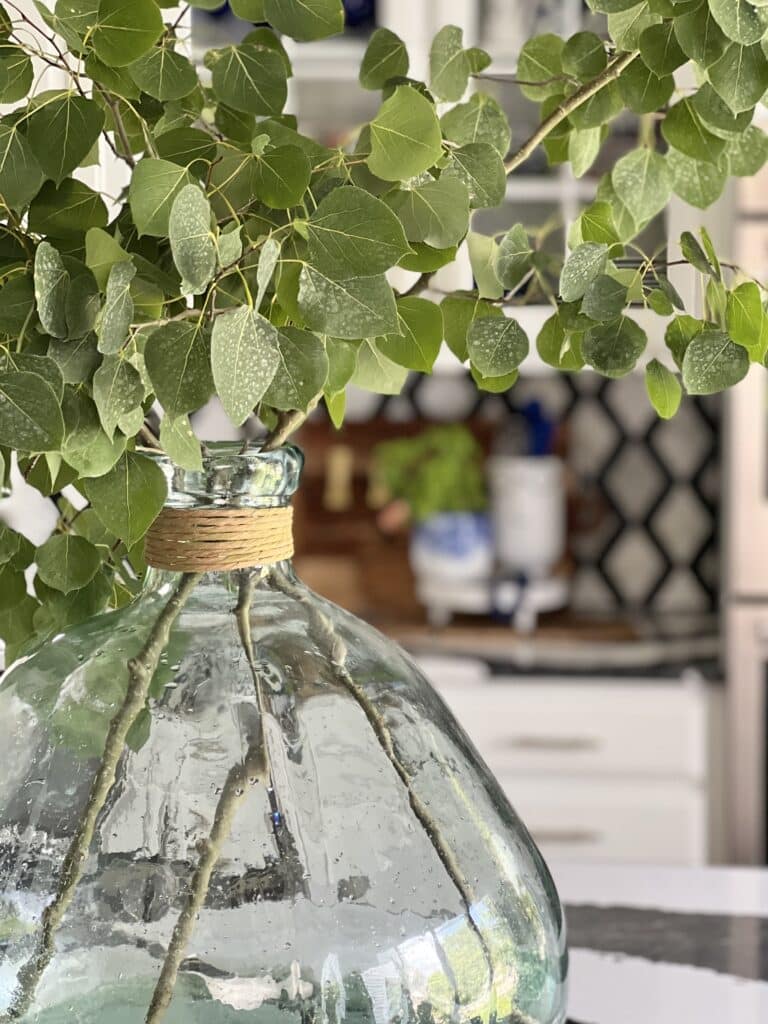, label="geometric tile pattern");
[335,370,722,614]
